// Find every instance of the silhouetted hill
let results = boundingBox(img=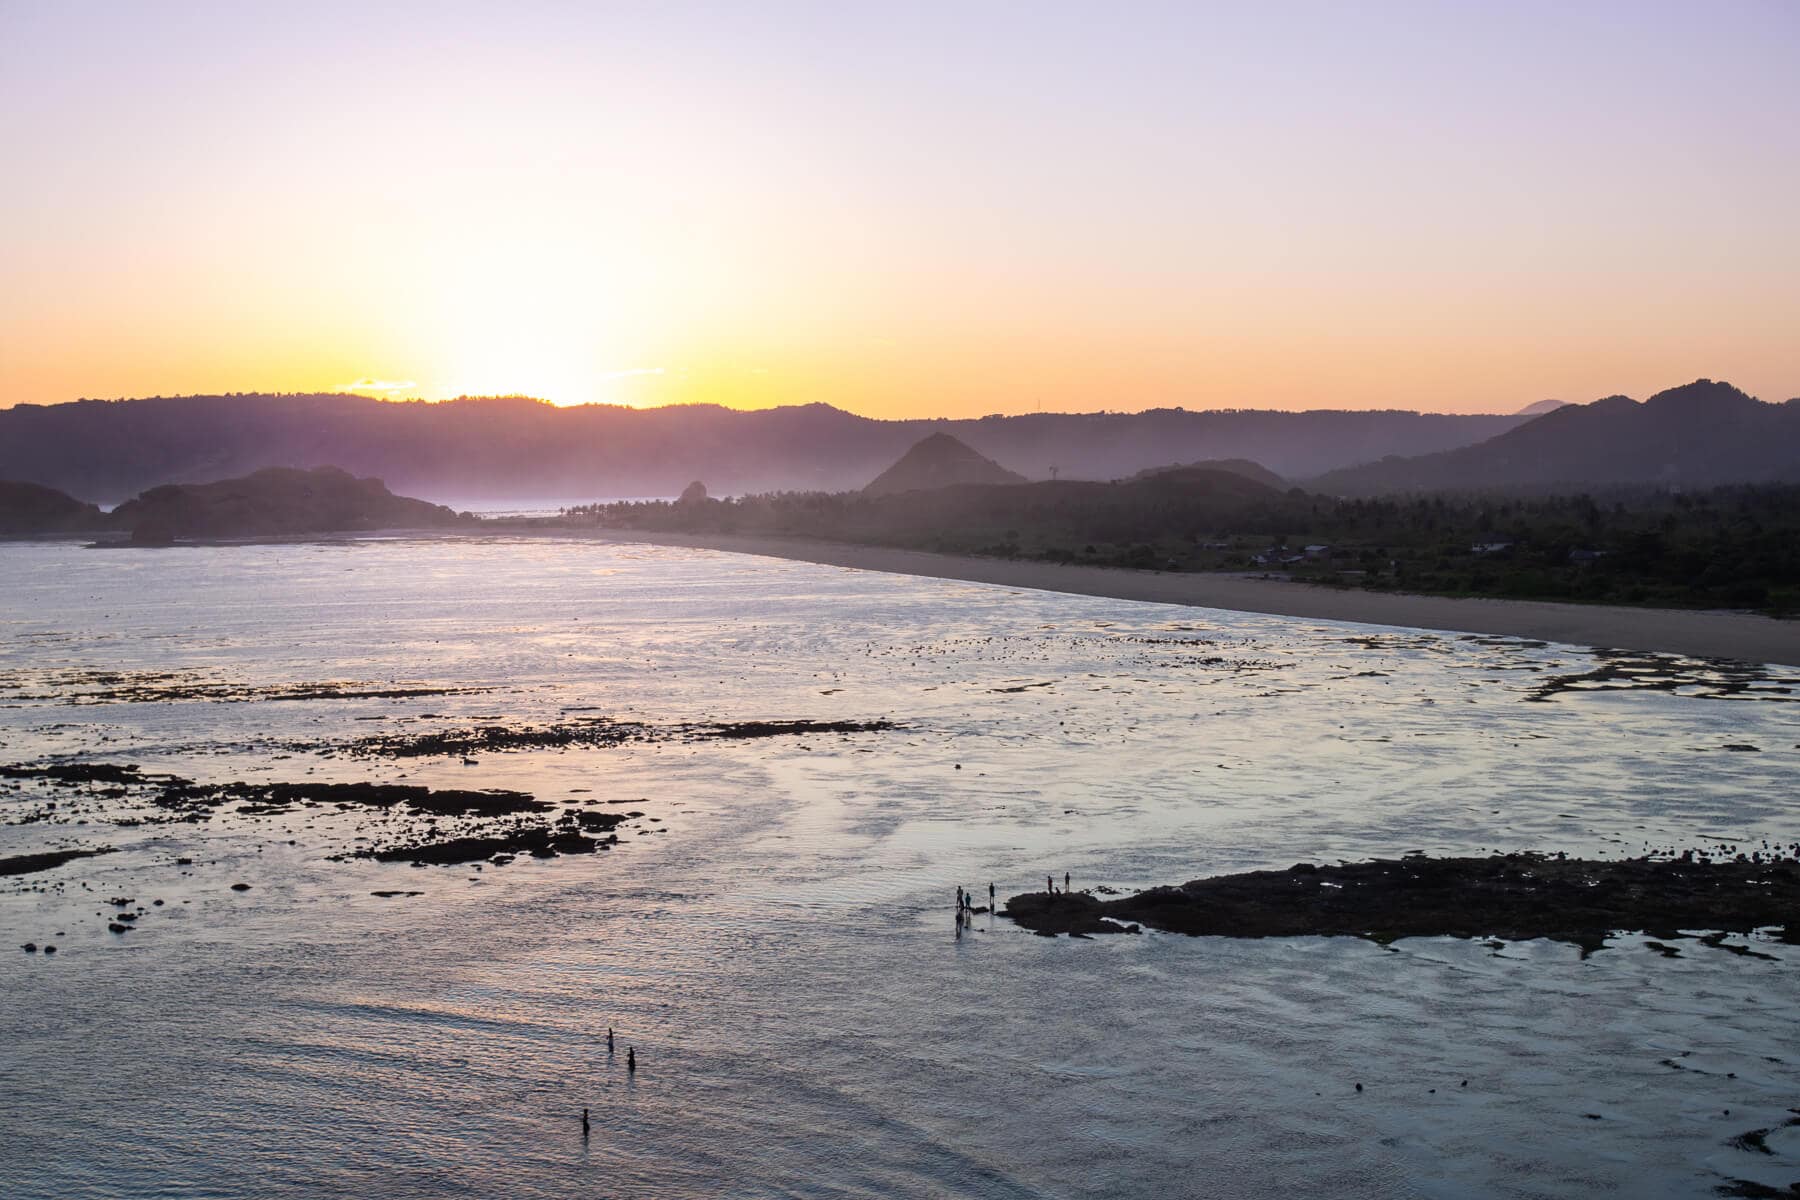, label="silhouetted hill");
[1514,399,1569,417]
[0,481,107,535]
[107,466,469,541]
[0,393,1527,505]
[1312,380,1800,496]
[864,433,1027,495]
[1128,458,1286,489]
